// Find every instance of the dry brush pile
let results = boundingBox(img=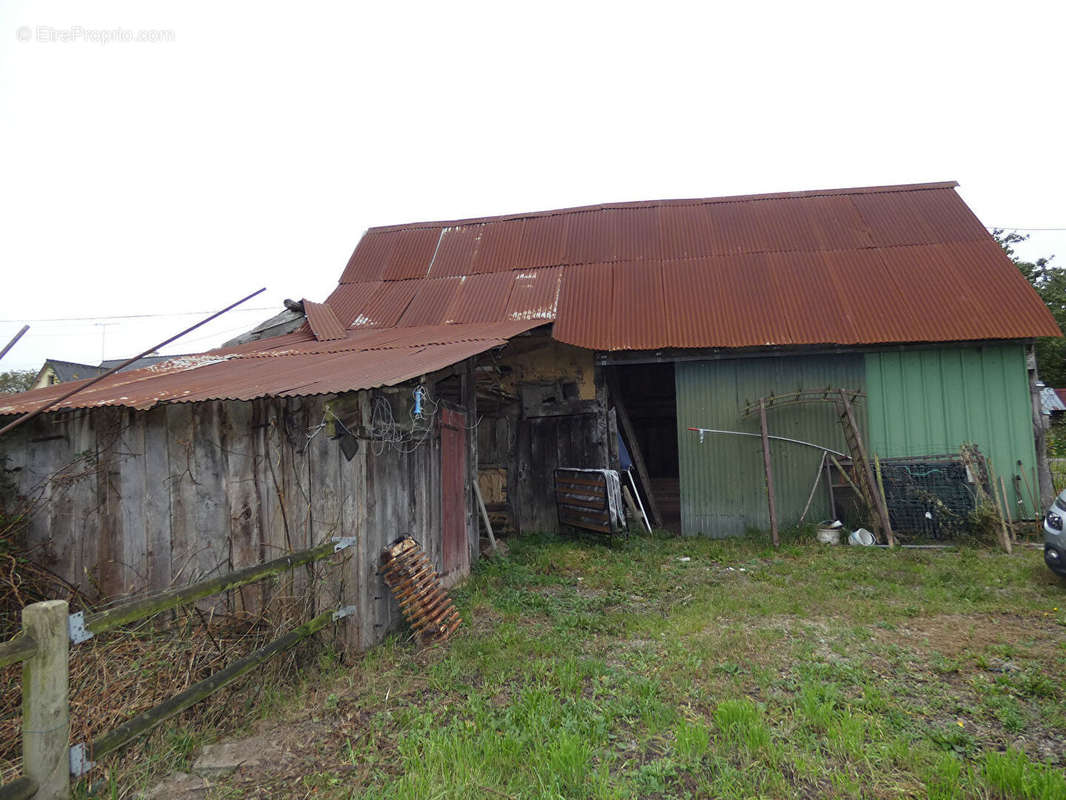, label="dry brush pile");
[0,457,321,786]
